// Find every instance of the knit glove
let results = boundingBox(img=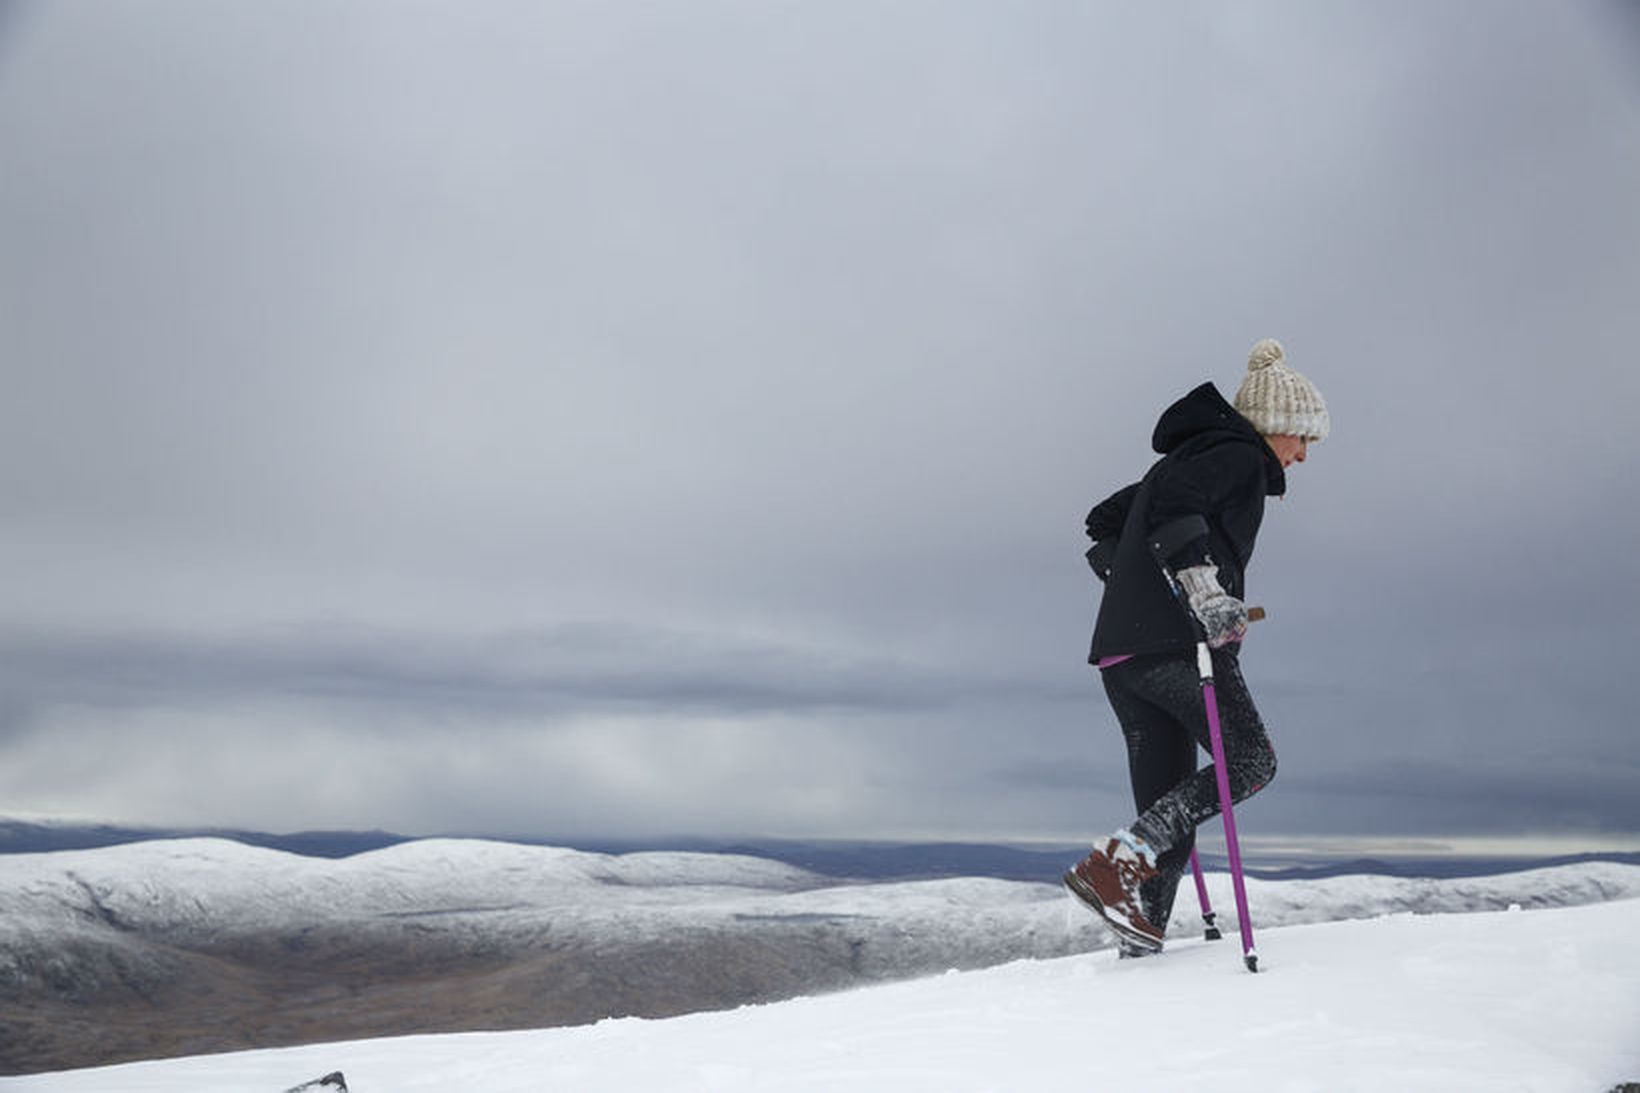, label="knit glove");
[1174,565,1248,648]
